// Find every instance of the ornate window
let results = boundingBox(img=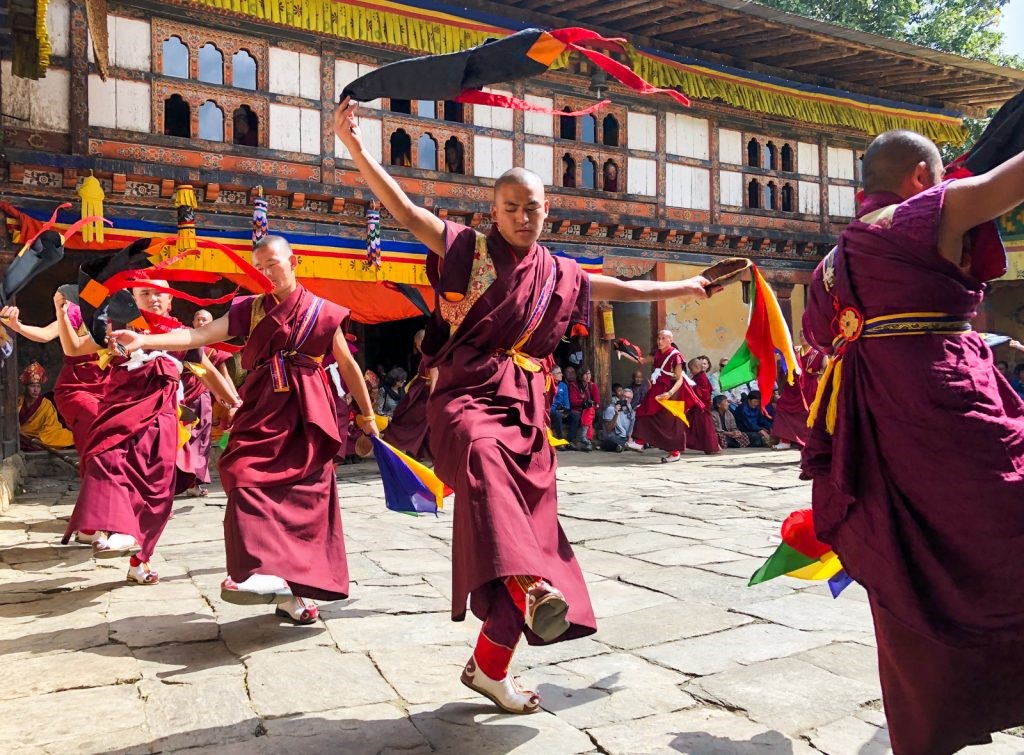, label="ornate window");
[764,181,778,210]
[390,129,412,166]
[747,138,761,168]
[443,137,465,174]
[747,178,761,209]
[581,157,597,189]
[781,183,794,212]
[417,133,437,170]
[232,50,257,90]
[562,154,576,188]
[443,101,464,123]
[602,115,619,147]
[198,100,224,141]
[764,141,779,171]
[198,43,224,85]
[417,100,436,119]
[559,108,576,140]
[164,94,190,137]
[162,37,189,78]
[581,114,597,144]
[232,105,258,146]
[602,159,619,192]
[781,143,794,172]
